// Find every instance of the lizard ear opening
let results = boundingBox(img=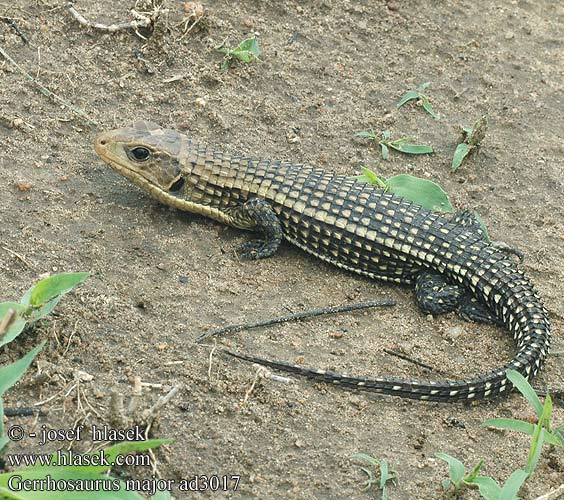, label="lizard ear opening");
[169,176,185,193]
